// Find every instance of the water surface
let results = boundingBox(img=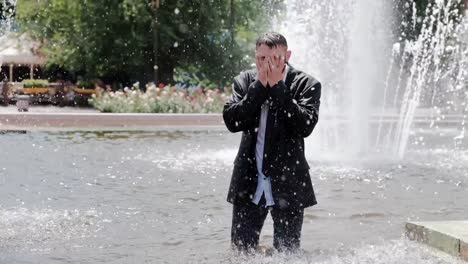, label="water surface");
[0,128,467,263]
